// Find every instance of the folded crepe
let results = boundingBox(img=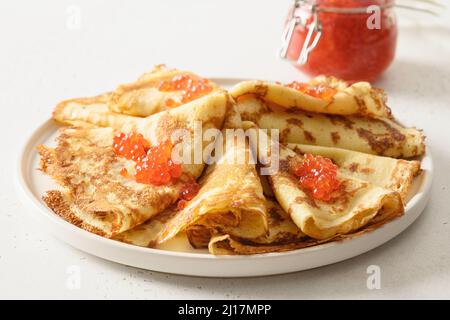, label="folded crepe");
[53,92,139,128]
[288,144,421,202]
[53,66,221,126]
[208,199,311,255]
[109,66,221,117]
[244,121,404,240]
[115,108,269,248]
[236,96,425,158]
[54,82,227,129]
[114,136,269,248]
[166,126,272,248]
[113,206,179,247]
[208,196,402,255]
[230,76,391,118]
[208,144,419,254]
[38,92,228,238]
